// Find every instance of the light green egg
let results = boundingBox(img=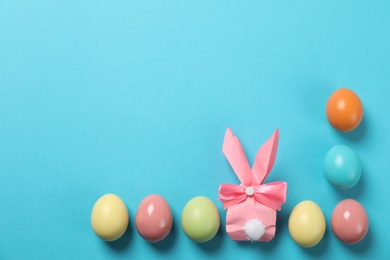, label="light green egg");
[181,196,220,243]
